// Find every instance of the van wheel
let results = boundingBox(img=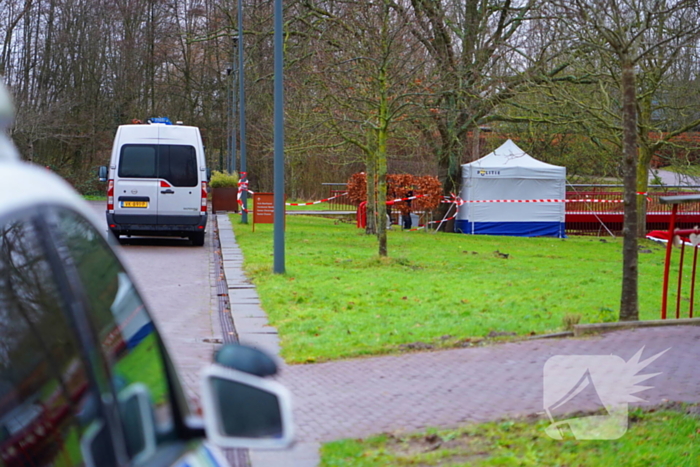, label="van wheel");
[190,232,205,246]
